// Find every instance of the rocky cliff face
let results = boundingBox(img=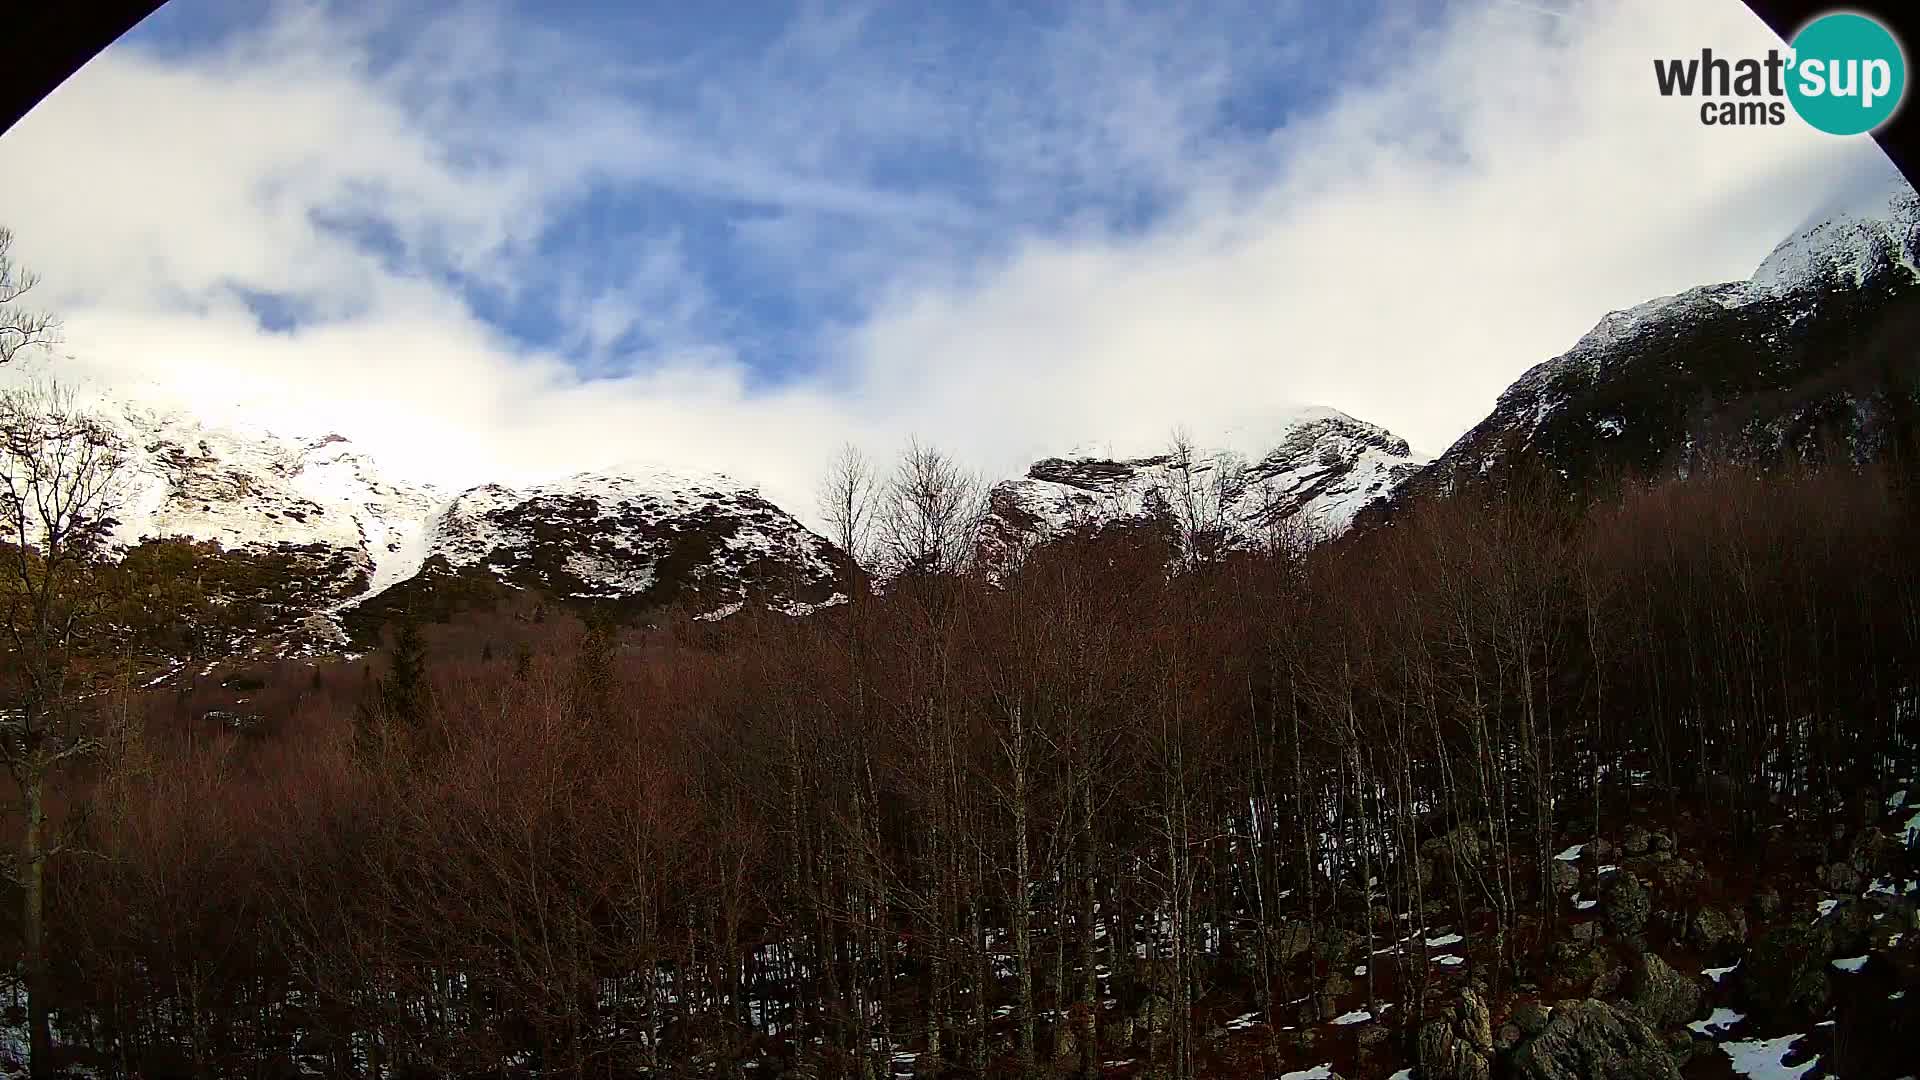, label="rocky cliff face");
[1381,167,1920,514]
[102,401,443,621]
[351,465,850,629]
[54,396,850,657]
[979,407,1427,568]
